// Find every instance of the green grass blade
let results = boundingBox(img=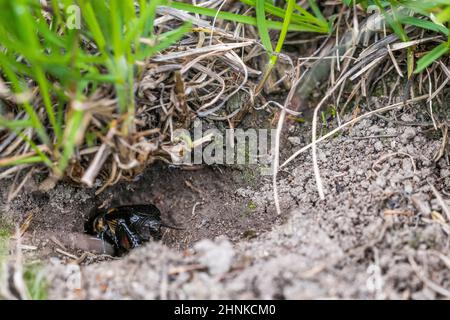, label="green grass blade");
[273,0,295,58]
[256,0,295,94]
[0,118,32,130]
[78,1,107,54]
[0,156,45,167]
[307,0,327,25]
[168,1,325,32]
[415,42,449,73]
[241,0,327,30]
[34,67,61,142]
[0,56,50,145]
[399,16,449,35]
[256,0,273,53]
[110,0,124,58]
